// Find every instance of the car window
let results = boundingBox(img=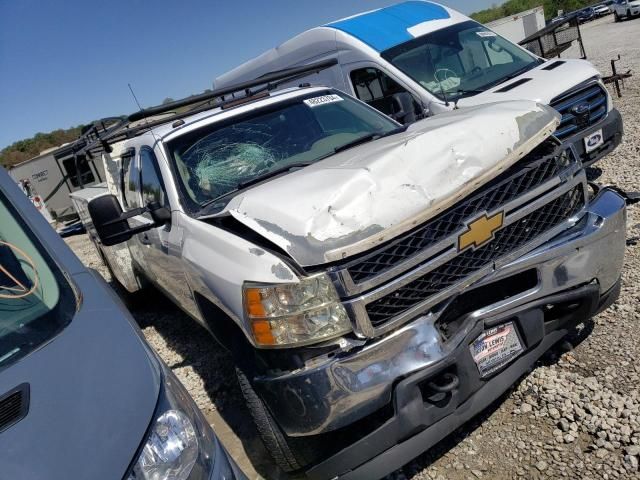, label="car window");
[350,67,420,122]
[0,190,75,370]
[167,91,399,209]
[139,148,167,208]
[62,156,95,188]
[122,149,140,209]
